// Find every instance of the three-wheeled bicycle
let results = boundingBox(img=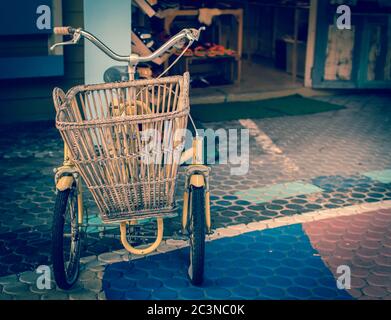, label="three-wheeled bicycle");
[50,26,211,290]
